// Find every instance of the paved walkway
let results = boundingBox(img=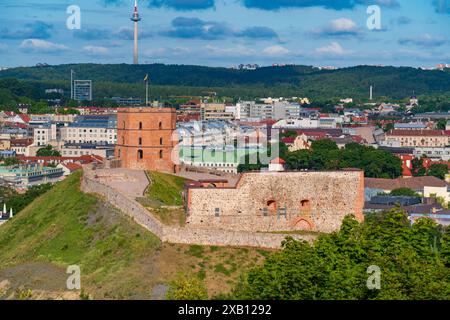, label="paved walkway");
[88,168,150,198]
